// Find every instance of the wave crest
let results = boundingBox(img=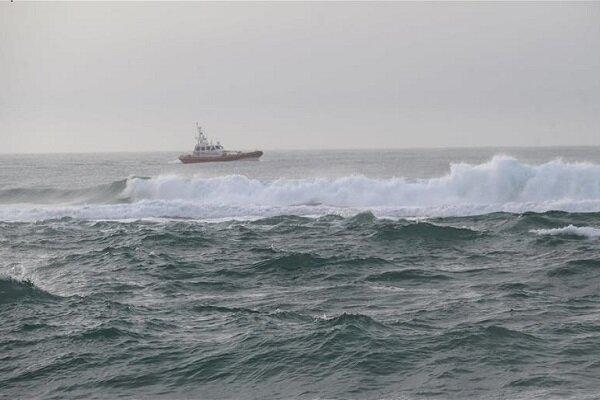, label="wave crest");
[5,155,600,221]
[531,225,600,238]
[0,179,128,205]
[0,278,57,304]
[123,156,600,207]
